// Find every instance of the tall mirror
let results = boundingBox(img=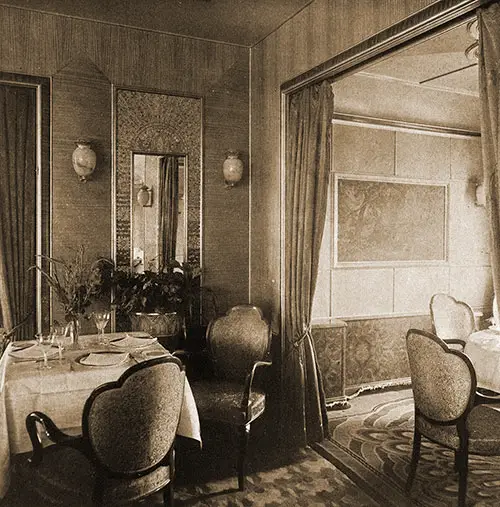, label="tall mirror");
[132,153,187,272]
[114,88,202,272]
